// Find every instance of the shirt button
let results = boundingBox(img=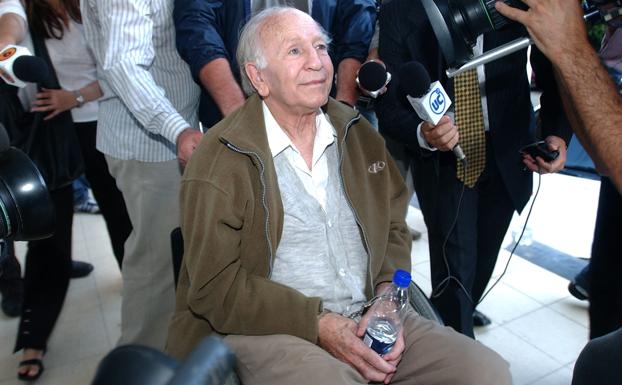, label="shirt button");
[339,268,346,277]
[327,220,333,227]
